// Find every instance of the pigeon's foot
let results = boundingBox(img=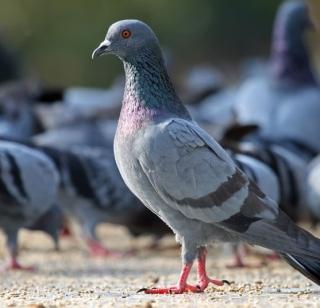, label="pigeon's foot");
[139,263,197,294]
[226,248,247,268]
[226,256,263,269]
[1,258,35,272]
[60,225,72,238]
[261,252,281,261]
[226,244,262,269]
[197,247,230,290]
[139,249,229,295]
[87,239,133,258]
[197,276,229,291]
